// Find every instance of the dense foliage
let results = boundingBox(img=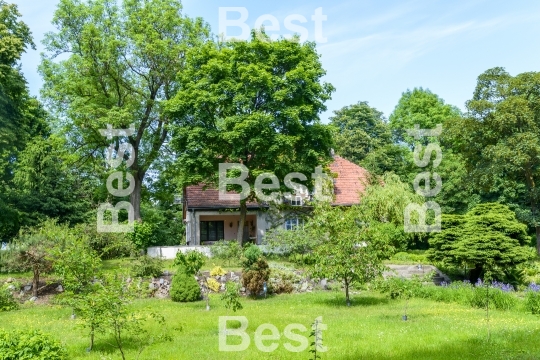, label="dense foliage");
[428,203,534,281]
[0,329,66,360]
[241,244,270,297]
[170,266,201,302]
[0,284,17,312]
[167,30,335,242]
